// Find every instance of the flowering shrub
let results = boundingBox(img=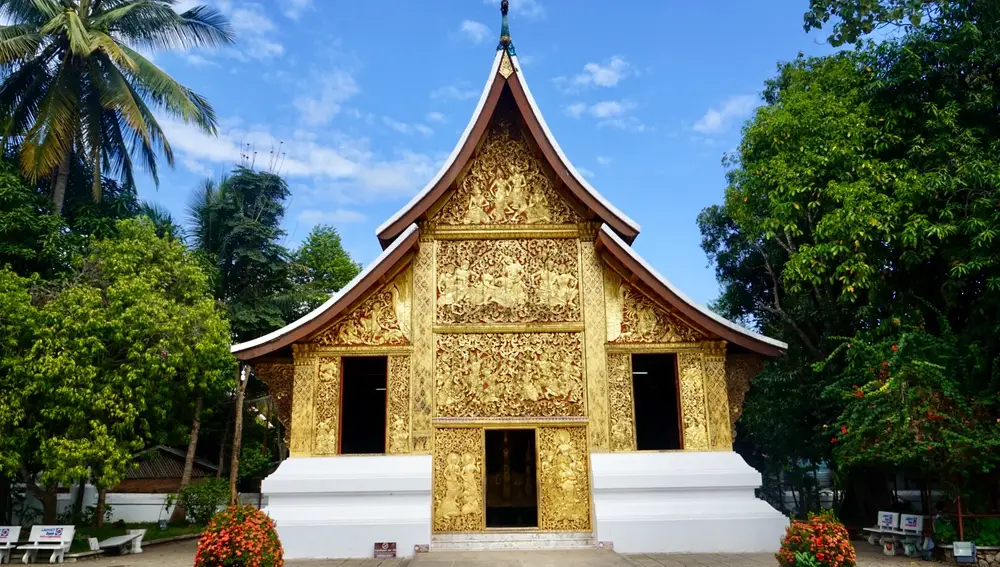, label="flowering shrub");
[195,505,283,567]
[776,510,855,567]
